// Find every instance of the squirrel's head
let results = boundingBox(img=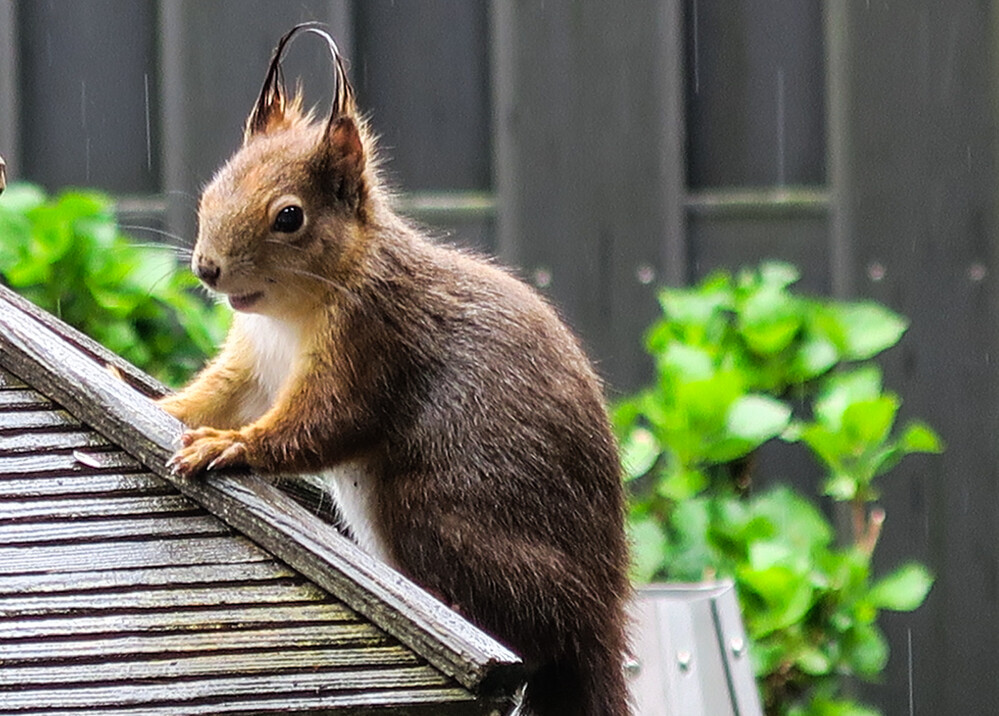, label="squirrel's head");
[192,25,371,318]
